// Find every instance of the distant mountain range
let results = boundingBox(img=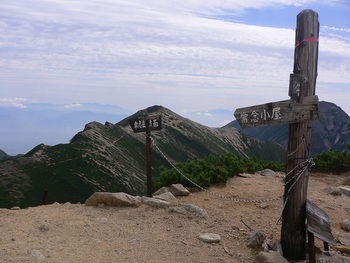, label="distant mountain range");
[229,101,350,154]
[0,105,285,208]
[0,103,131,155]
